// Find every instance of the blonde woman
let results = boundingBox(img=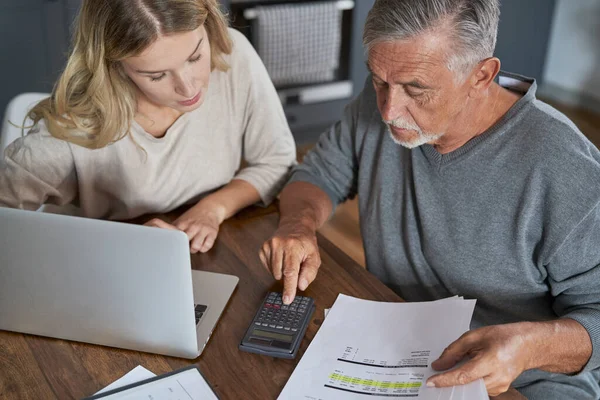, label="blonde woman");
[0,0,296,253]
